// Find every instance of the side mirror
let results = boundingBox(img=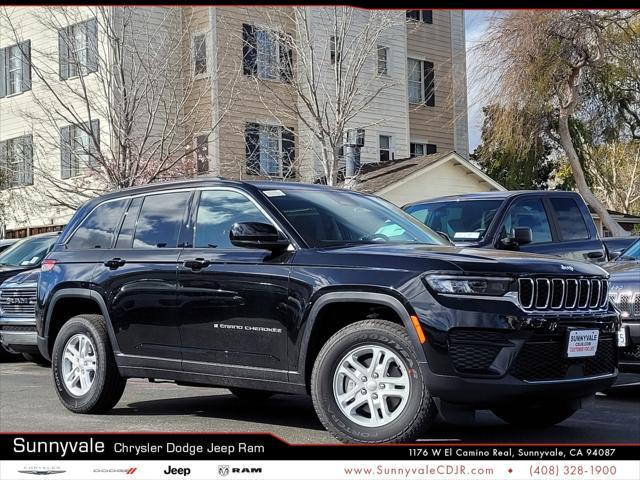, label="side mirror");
[512,227,532,246]
[229,222,290,252]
